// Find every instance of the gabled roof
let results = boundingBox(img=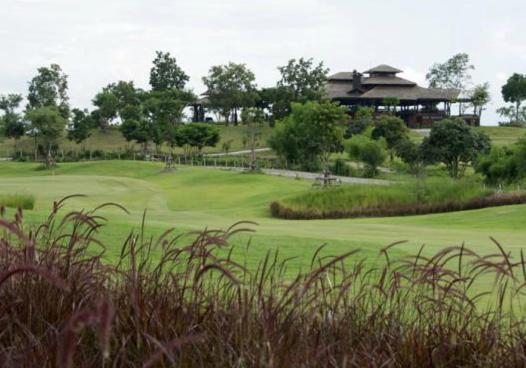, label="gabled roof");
[364,64,403,74]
